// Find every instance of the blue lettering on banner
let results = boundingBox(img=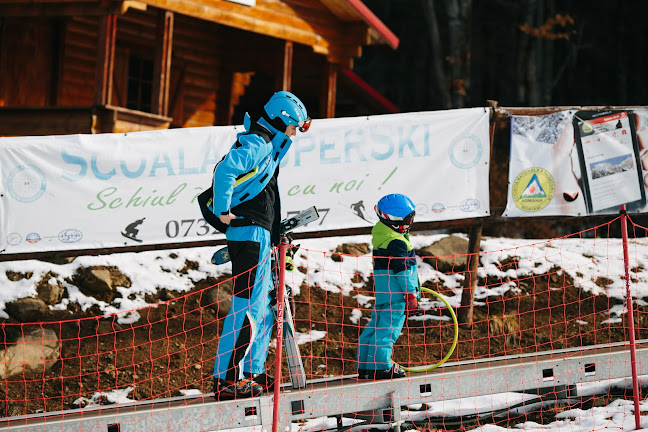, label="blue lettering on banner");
[288,125,435,166]
[60,149,210,181]
[91,155,116,180]
[57,122,445,182]
[61,151,87,182]
[369,128,394,160]
[178,148,199,175]
[149,153,176,177]
[398,126,421,158]
[320,138,341,164]
[344,130,368,163]
[121,159,147,178]
[292,138,316,167]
